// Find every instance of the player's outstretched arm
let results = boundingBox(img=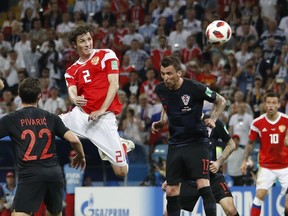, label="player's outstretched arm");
[205,93,226,128]
[89,74,119,121]
[64,130,86,170]
[240,140,254,174]
[210,138,236,173]
[68,85,87,107]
